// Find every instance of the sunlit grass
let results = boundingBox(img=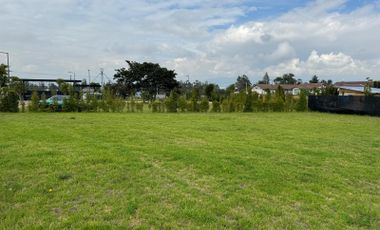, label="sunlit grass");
[0,112,379,228]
